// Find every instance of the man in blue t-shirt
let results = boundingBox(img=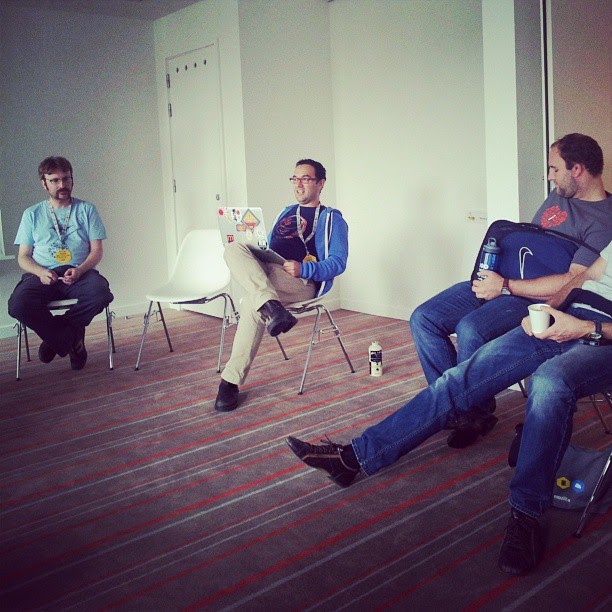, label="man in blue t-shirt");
[8,157,113,370]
